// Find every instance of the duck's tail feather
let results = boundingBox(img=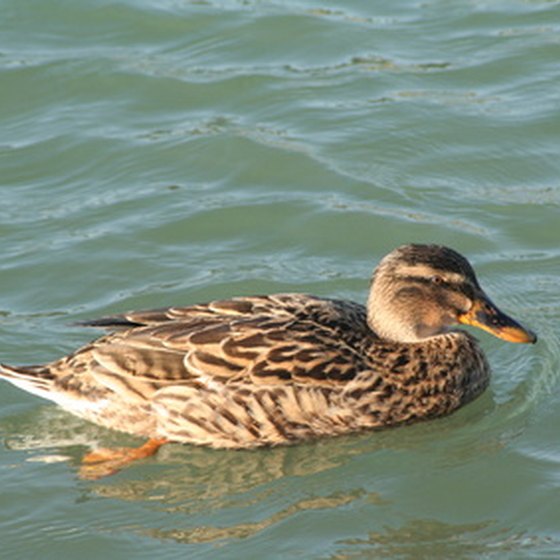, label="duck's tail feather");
[0,363,55,400]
